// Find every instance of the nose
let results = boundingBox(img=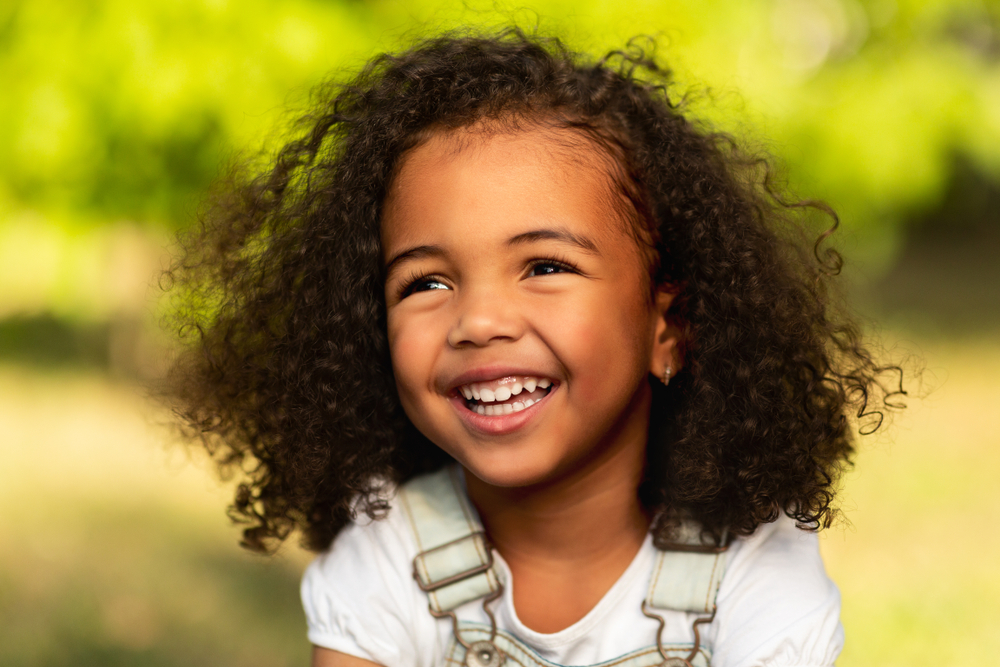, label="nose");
[447,287,524,348]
